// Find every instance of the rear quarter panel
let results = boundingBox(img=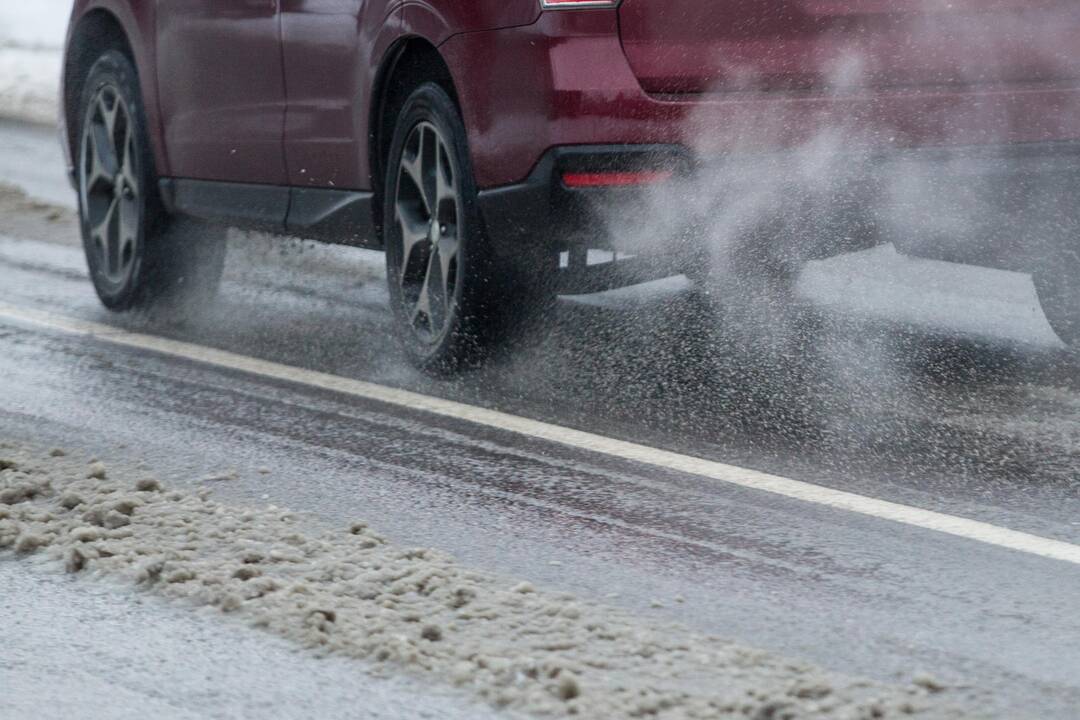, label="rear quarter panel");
[401,0,539,47]
[401,0,547,187]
